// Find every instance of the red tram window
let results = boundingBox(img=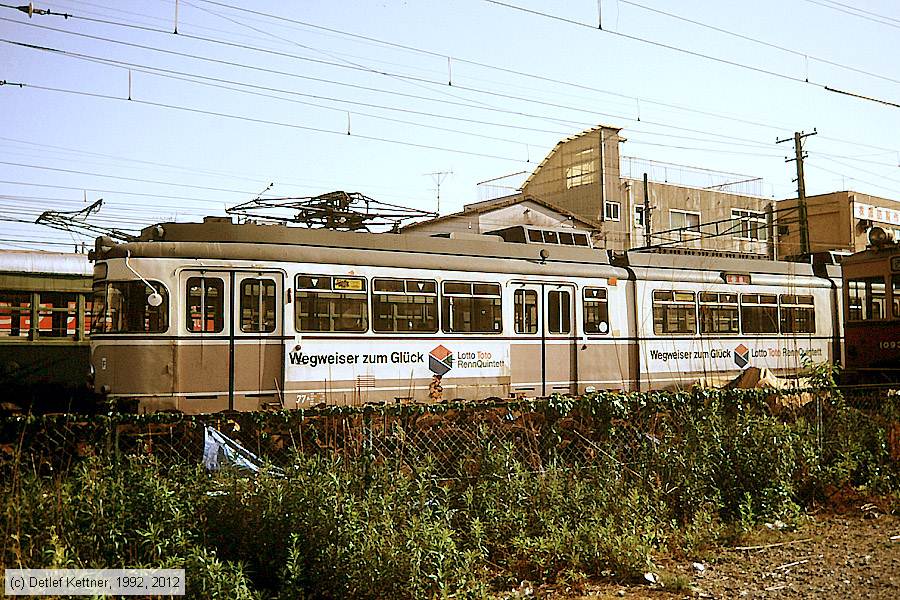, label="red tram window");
[38,292,78,338]
[0,292,30,337]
